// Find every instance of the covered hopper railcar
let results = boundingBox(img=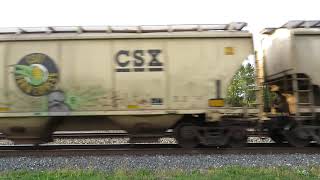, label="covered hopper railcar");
[262,20,320,147]
[0,23,255,147]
